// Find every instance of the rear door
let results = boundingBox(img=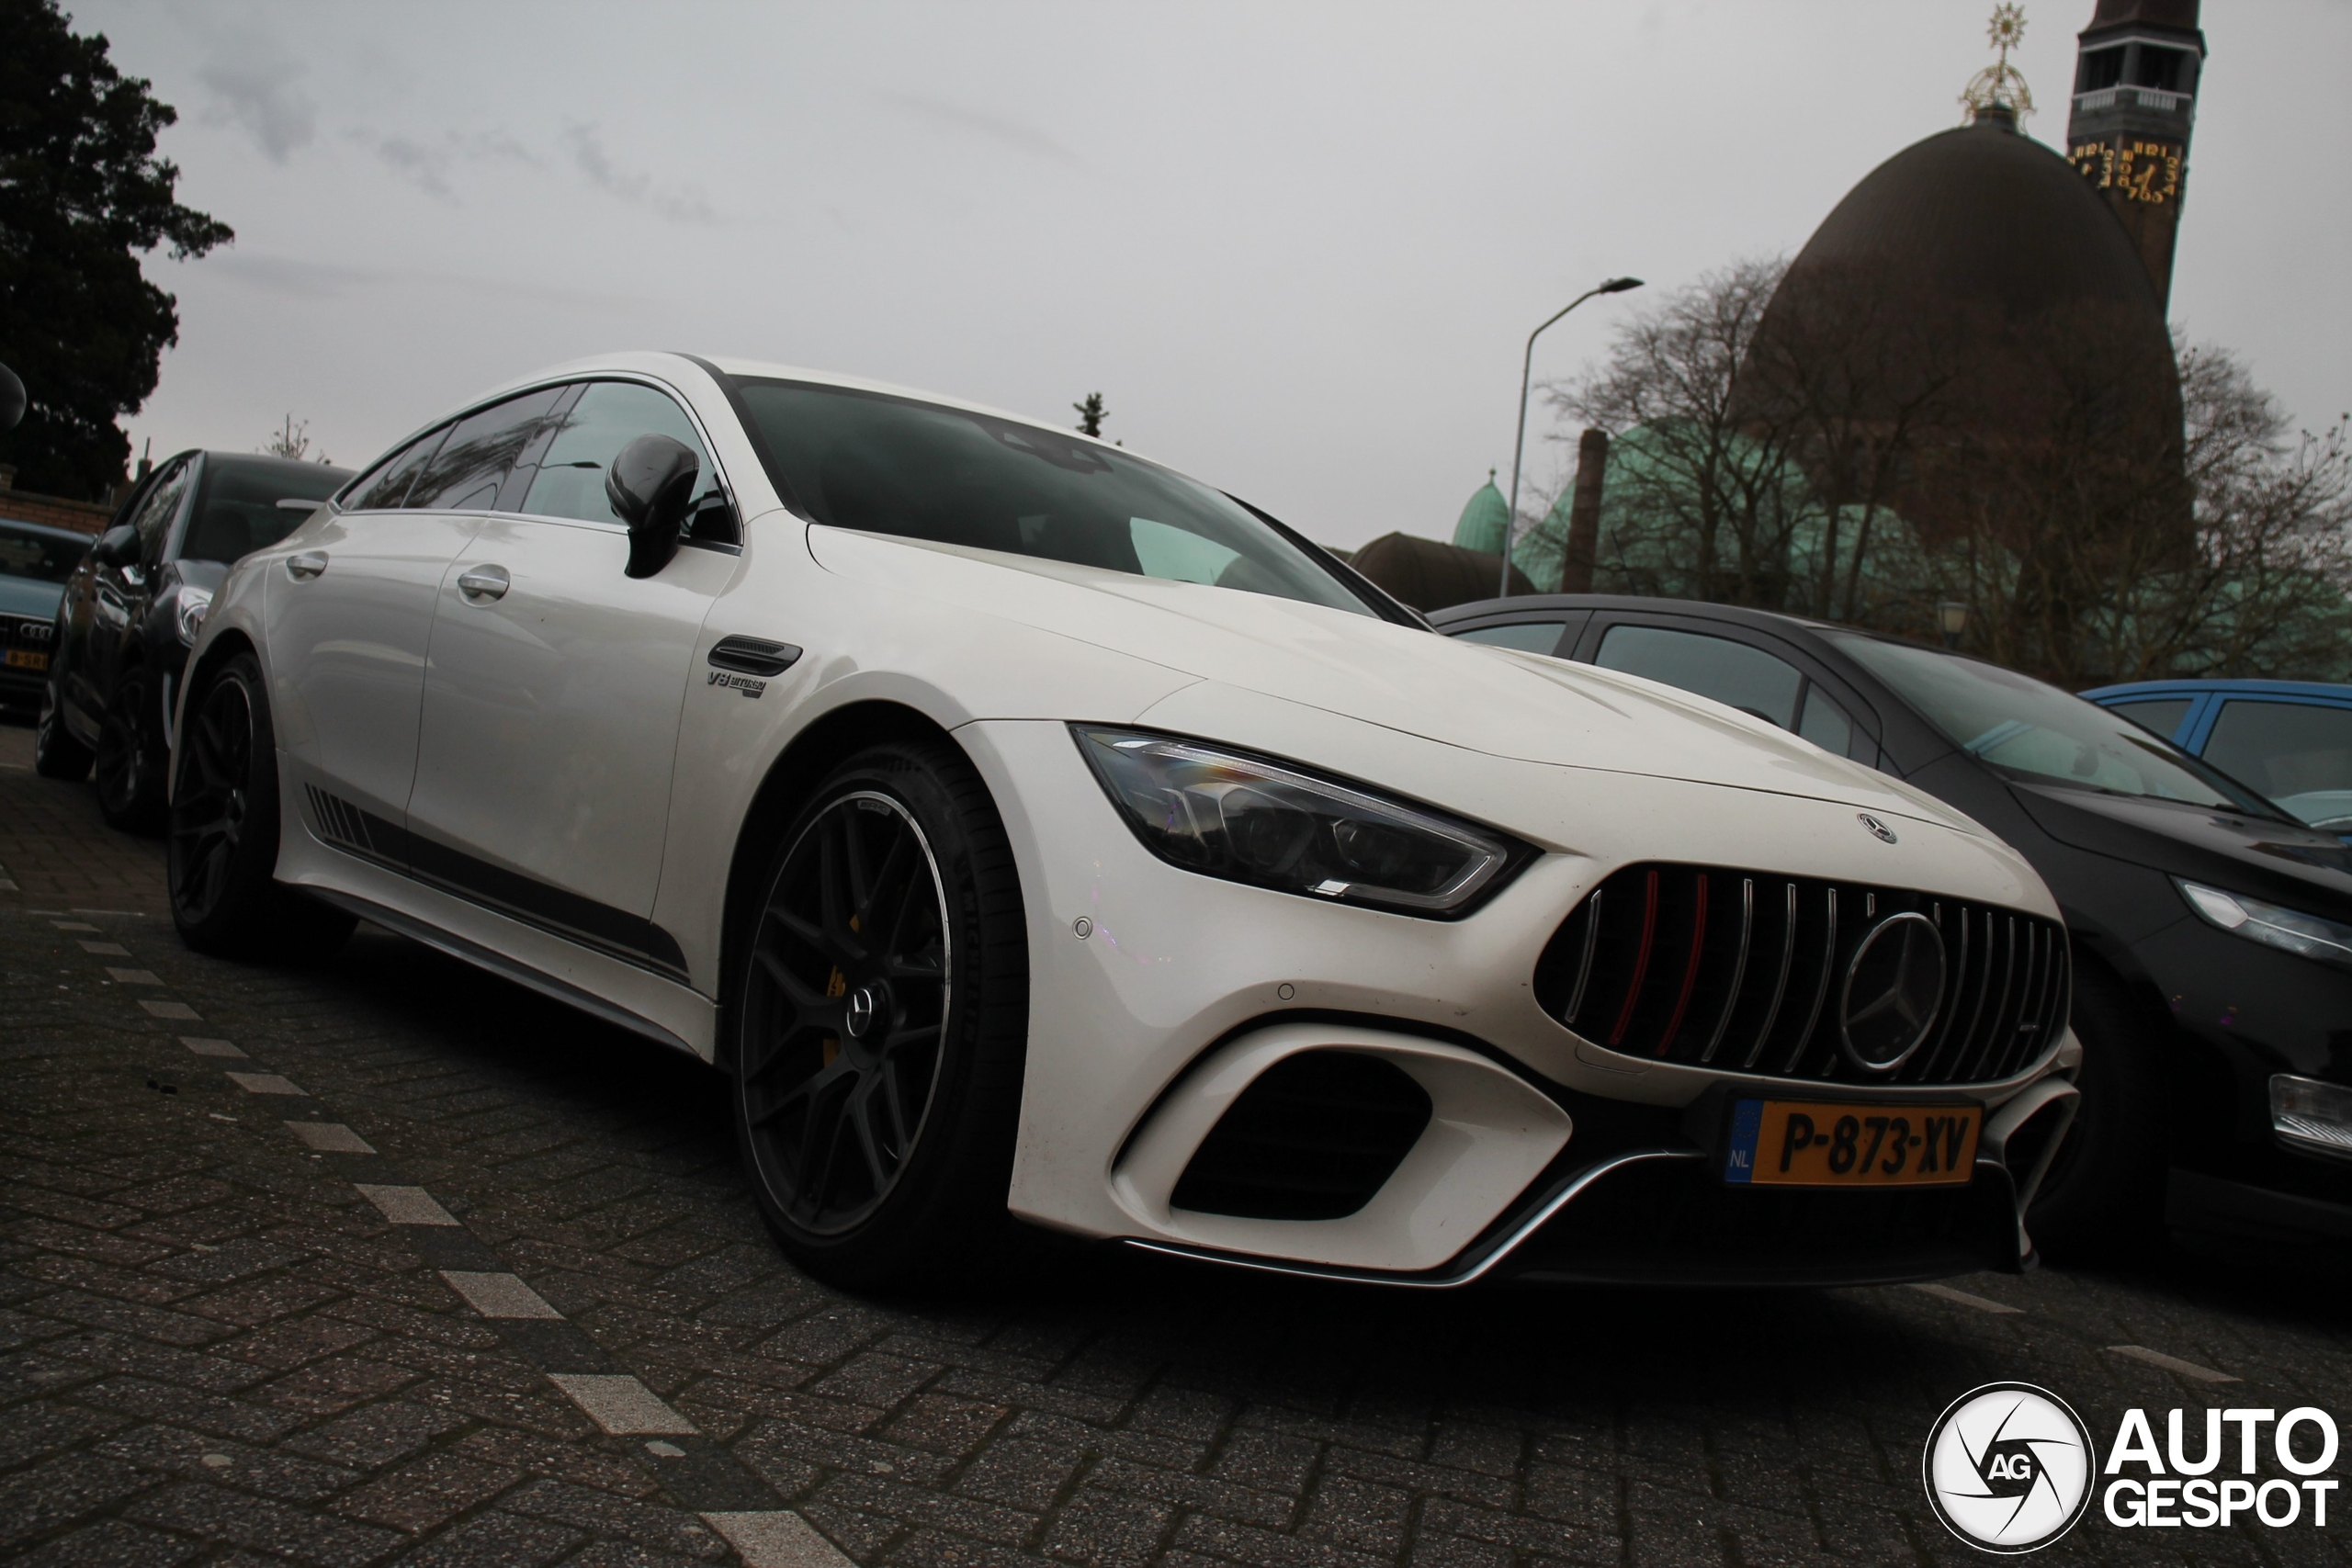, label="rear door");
[1569,610,1884,765]
[401,379,739,975]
